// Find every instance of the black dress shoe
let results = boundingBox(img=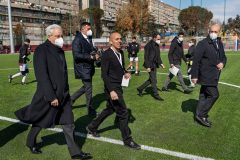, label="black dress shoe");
[124,140,141,150]
[137,88,143,97]
[195,116,211,127]
[71,152,92,160]
[162,87,170,92]
[29,147,42,154]
[184,88,193,94]
[153,95,164,101]
[86,126,100,137]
